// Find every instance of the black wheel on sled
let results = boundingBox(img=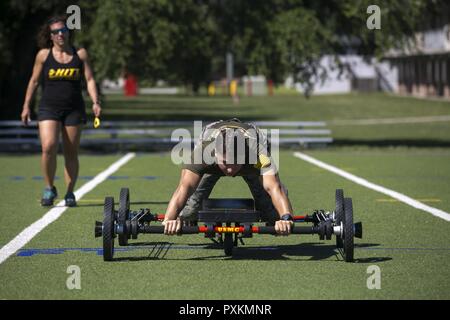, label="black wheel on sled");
[335,189,344,249]
[118,188,130,246]
[103,197,115,261]
[342,198,354,262]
